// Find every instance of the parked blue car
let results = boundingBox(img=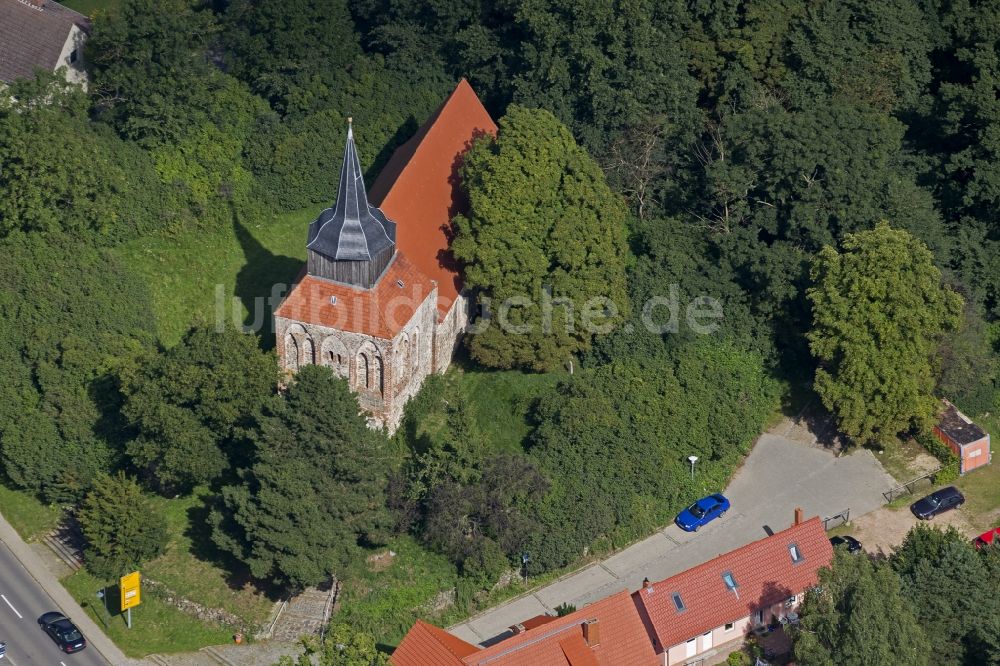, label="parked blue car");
[675,493,730,532]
